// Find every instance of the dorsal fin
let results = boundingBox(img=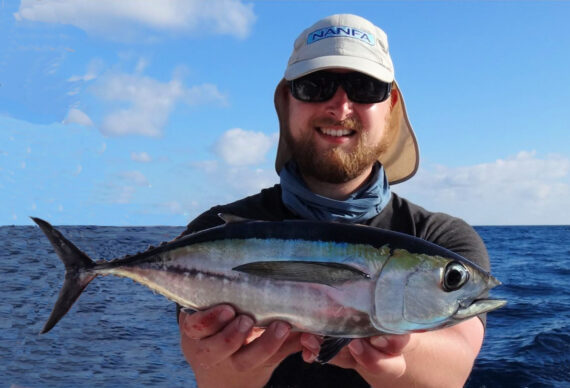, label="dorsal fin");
[217,213,252,224]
